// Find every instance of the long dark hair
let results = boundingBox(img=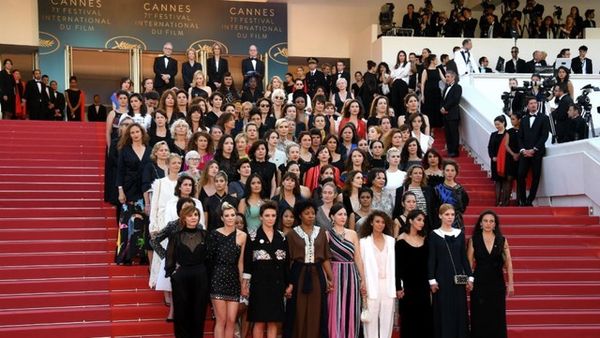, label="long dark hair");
[359,210,393,238]
[127,93,147,117]
[214,135,240,162]
[400,137,424,165]
[472,210,504,238]
[245,173,267,204]
[402,209,427,237]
